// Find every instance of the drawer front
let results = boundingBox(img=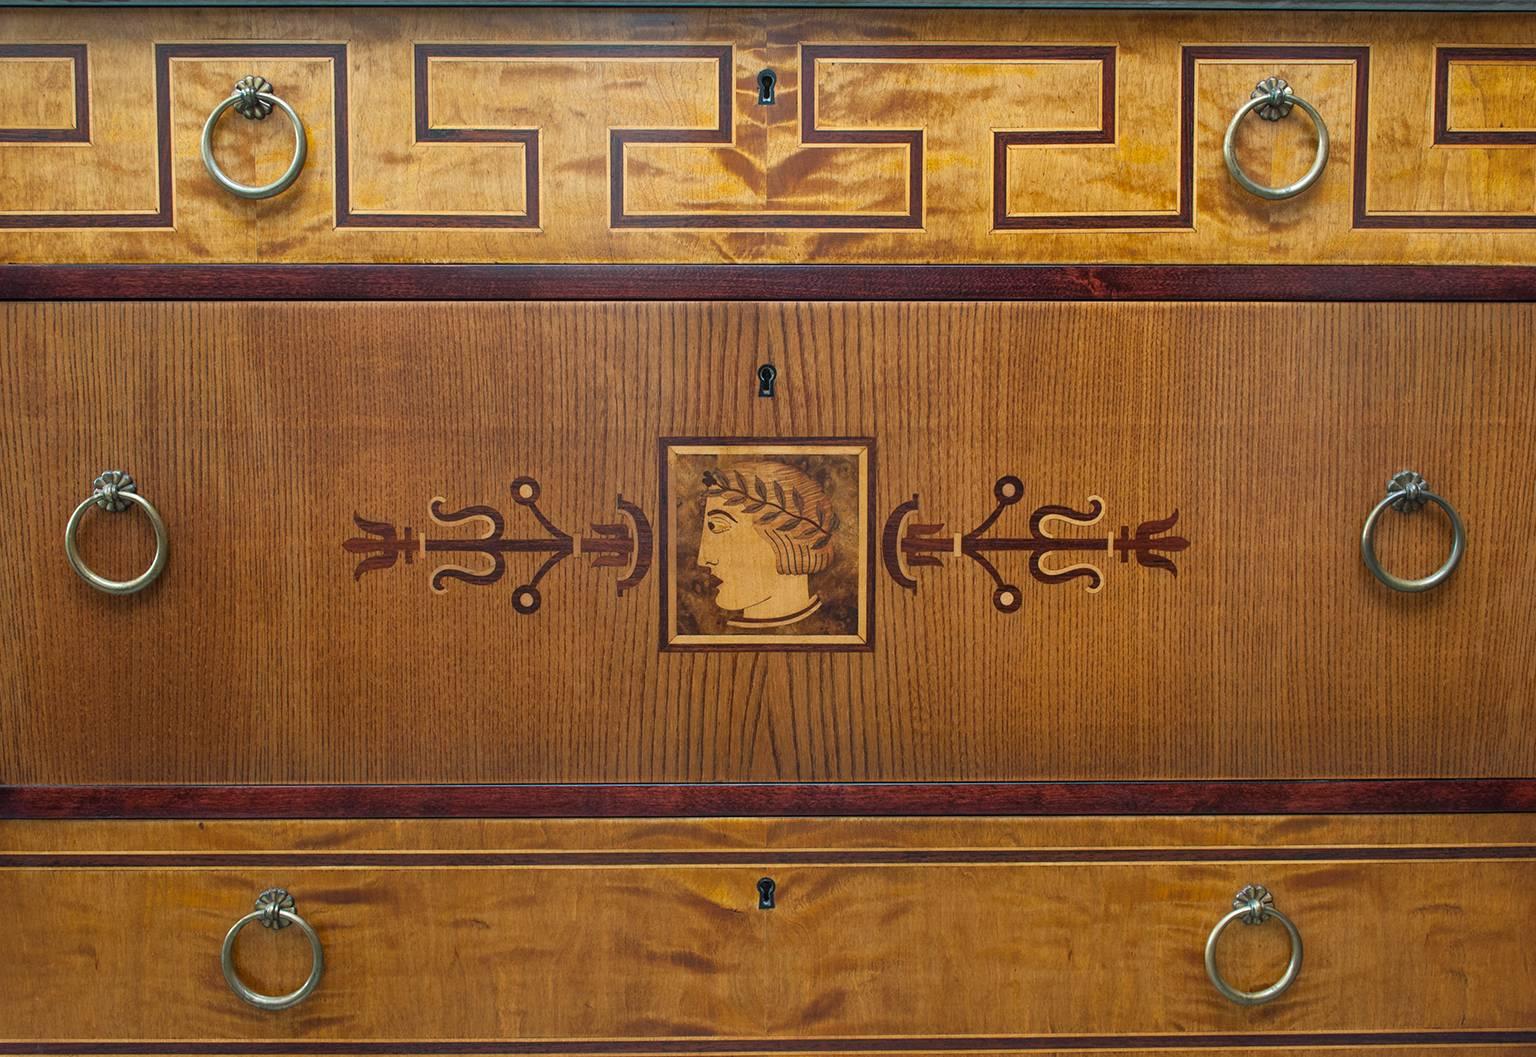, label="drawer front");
[2,300,1534,785]
[2,816,1533,1042]
[764,860,1536,1038]
[5,8,1536,265]
[5,865,765,1039]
